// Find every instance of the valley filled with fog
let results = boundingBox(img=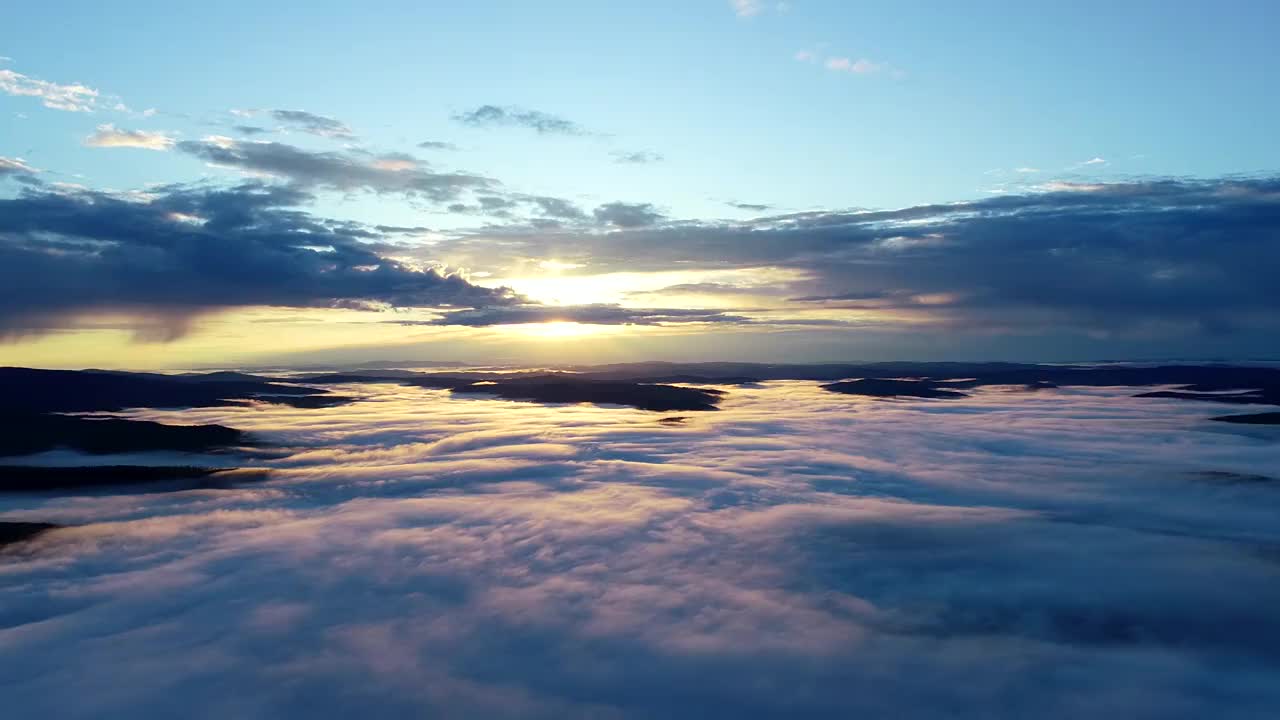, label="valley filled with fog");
[3,378,1279,718]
